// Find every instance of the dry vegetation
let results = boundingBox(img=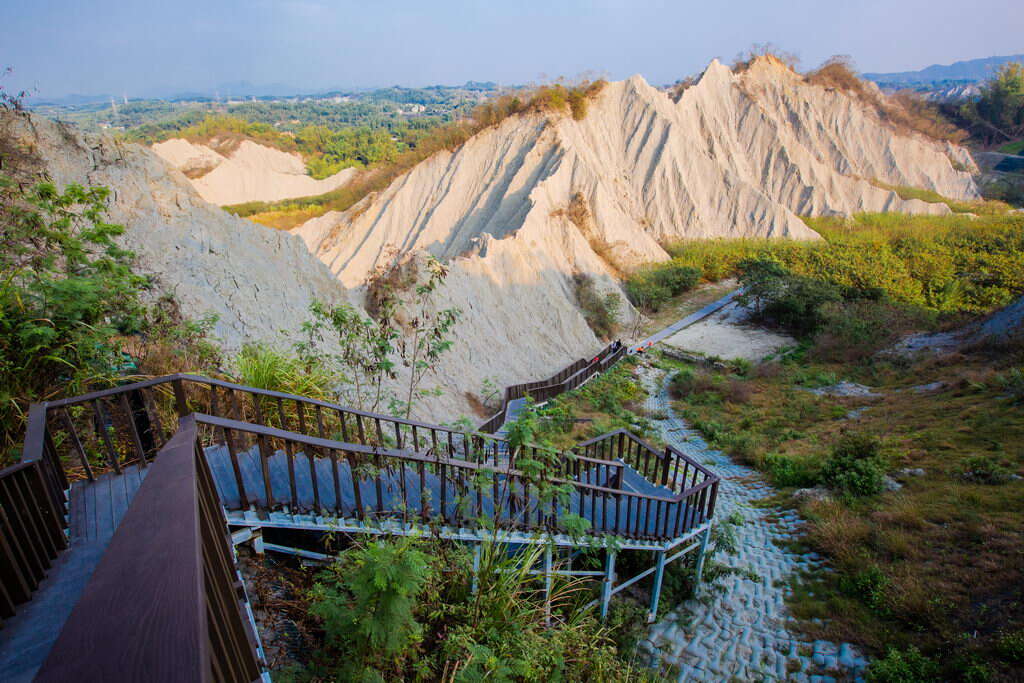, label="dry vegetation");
[232,80,608,230]
[667,345,1024,680]
[804,55,967,143]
